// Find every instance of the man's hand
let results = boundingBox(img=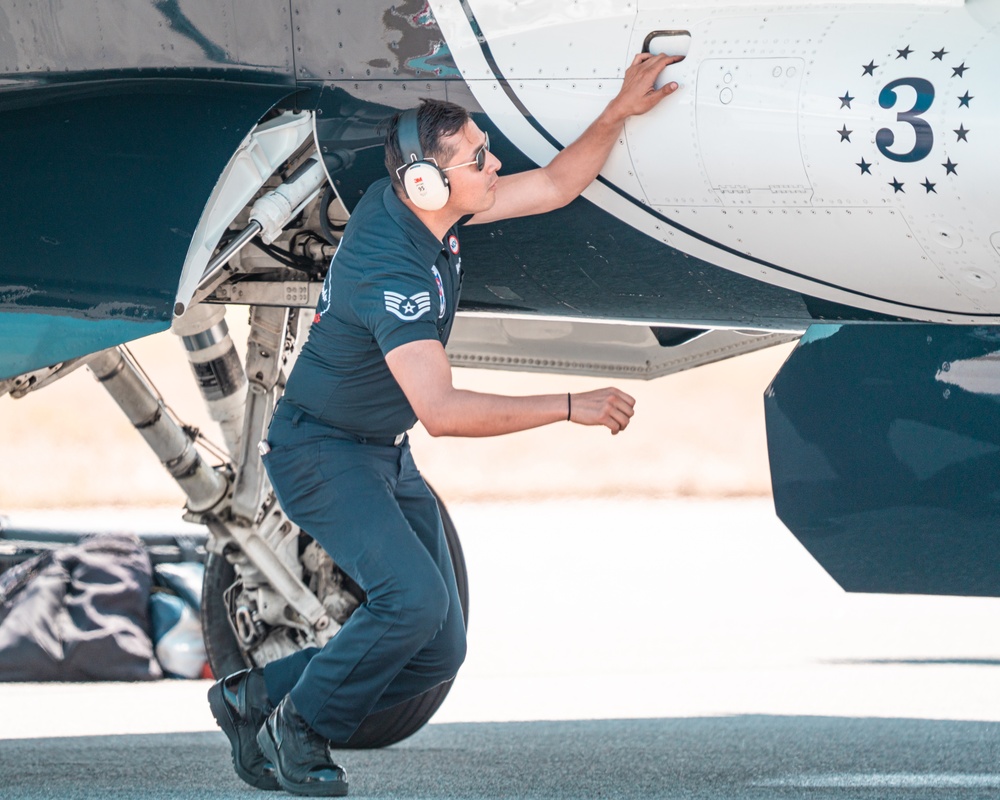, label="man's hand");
[569,388,636,435]
[607,52,683,121]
